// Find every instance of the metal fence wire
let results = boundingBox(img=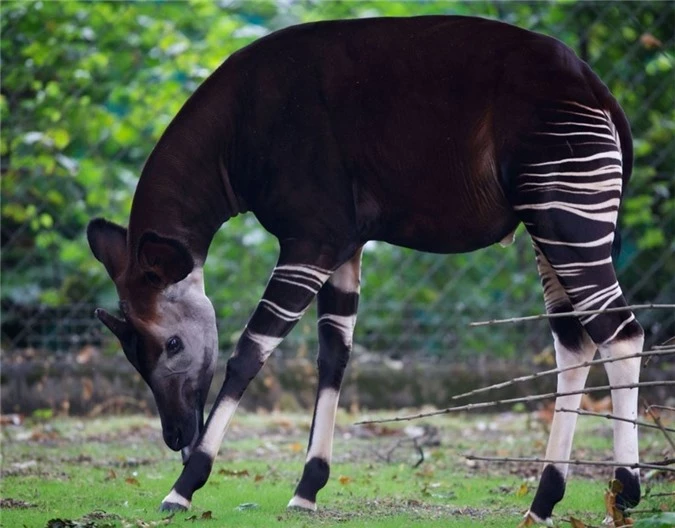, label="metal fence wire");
[2,1,673,359]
